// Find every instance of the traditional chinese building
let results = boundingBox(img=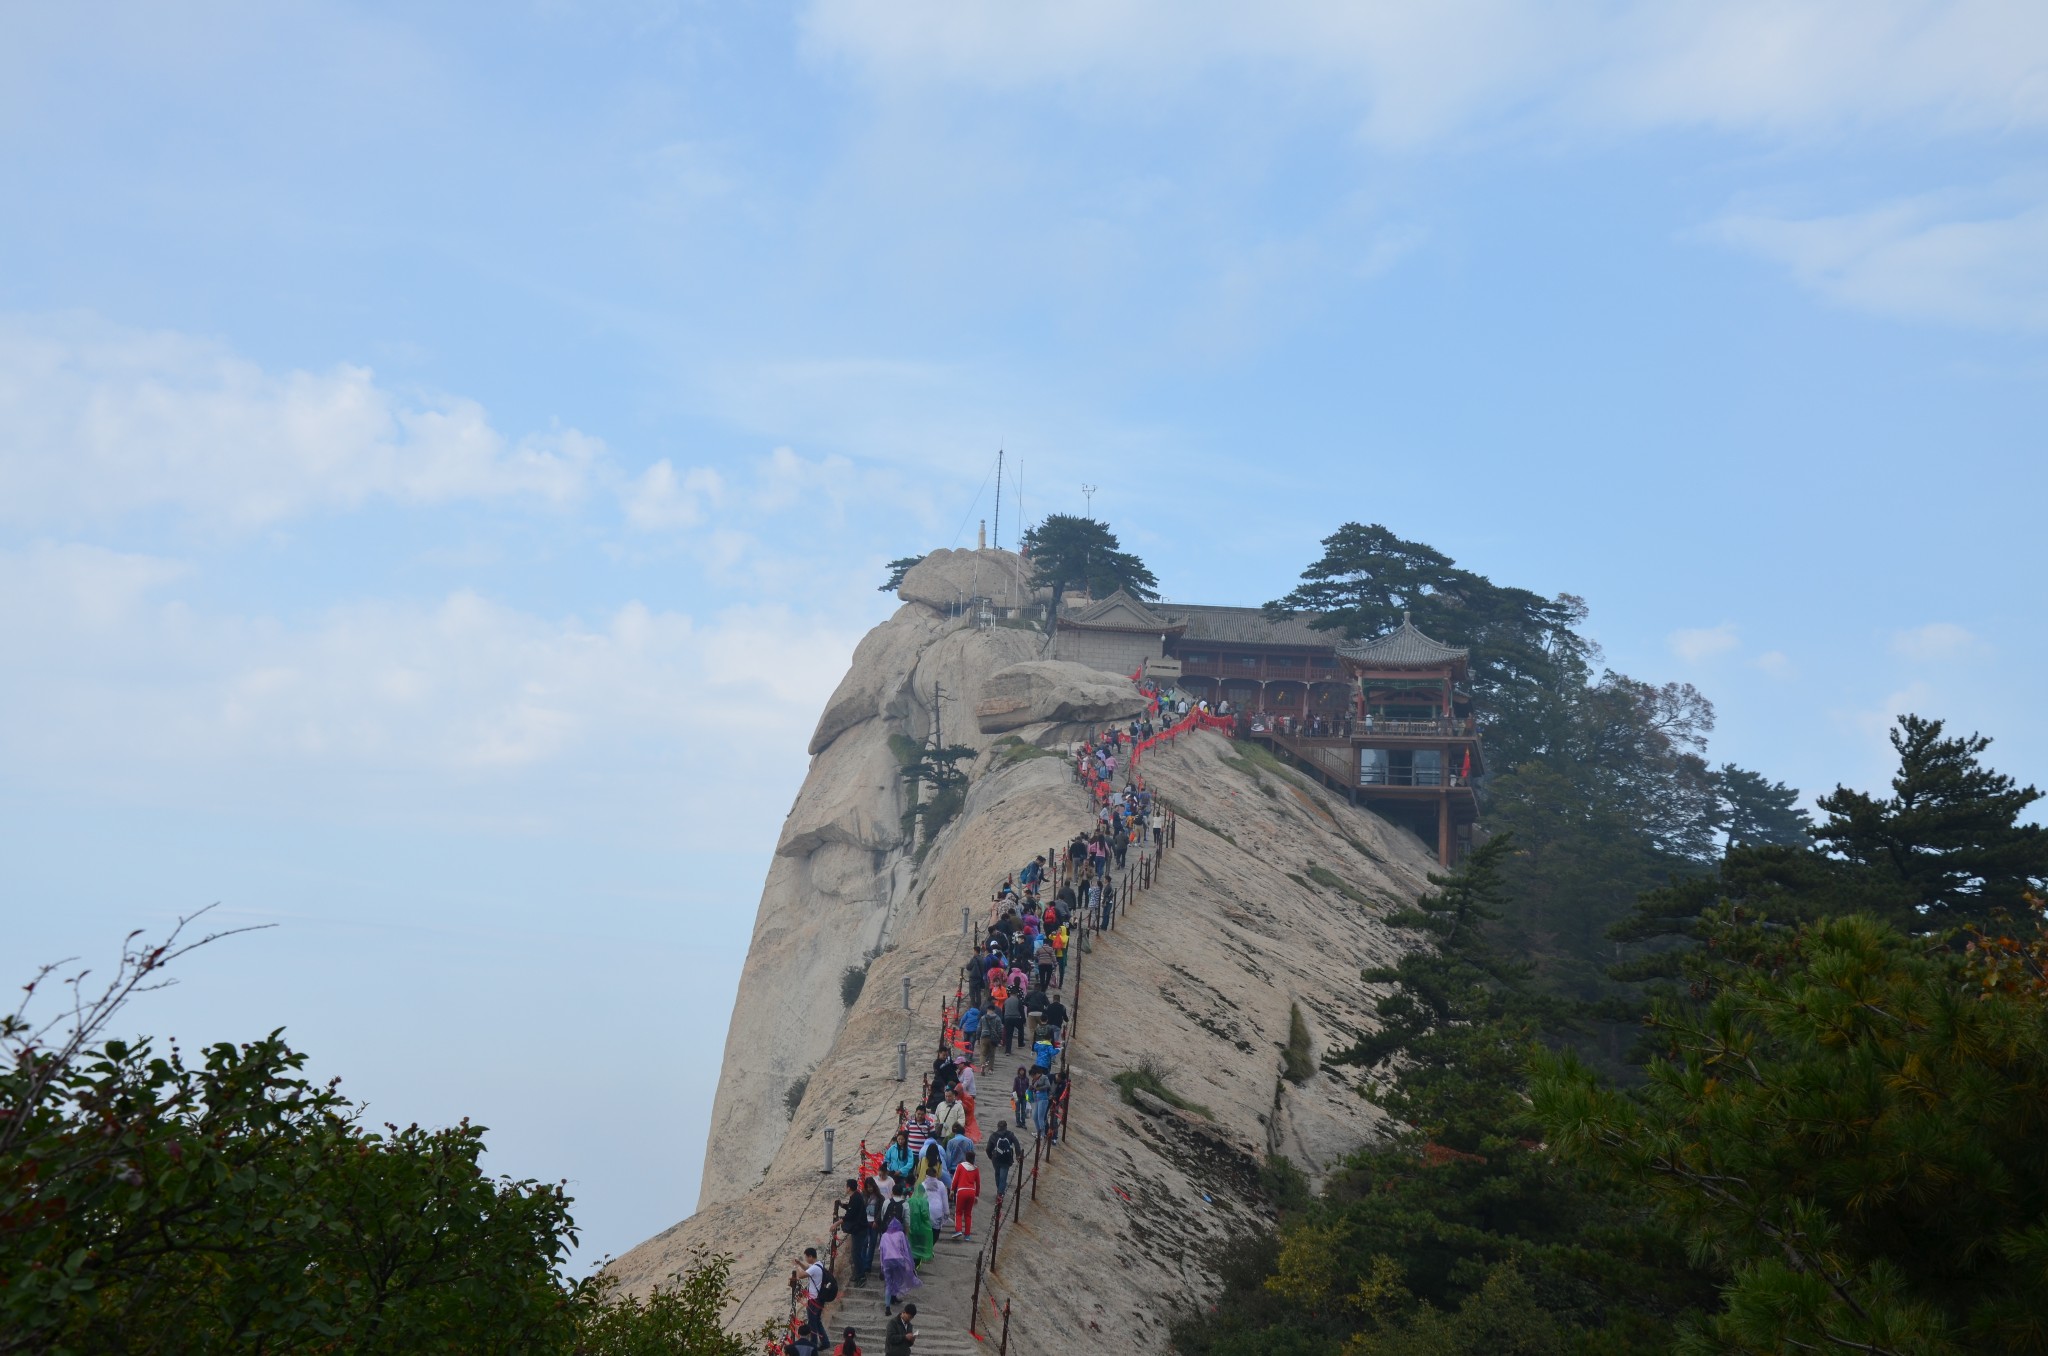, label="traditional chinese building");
[1050,592,1350,719]
[1051,596,1484,863]
[1334,614,1483,865]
